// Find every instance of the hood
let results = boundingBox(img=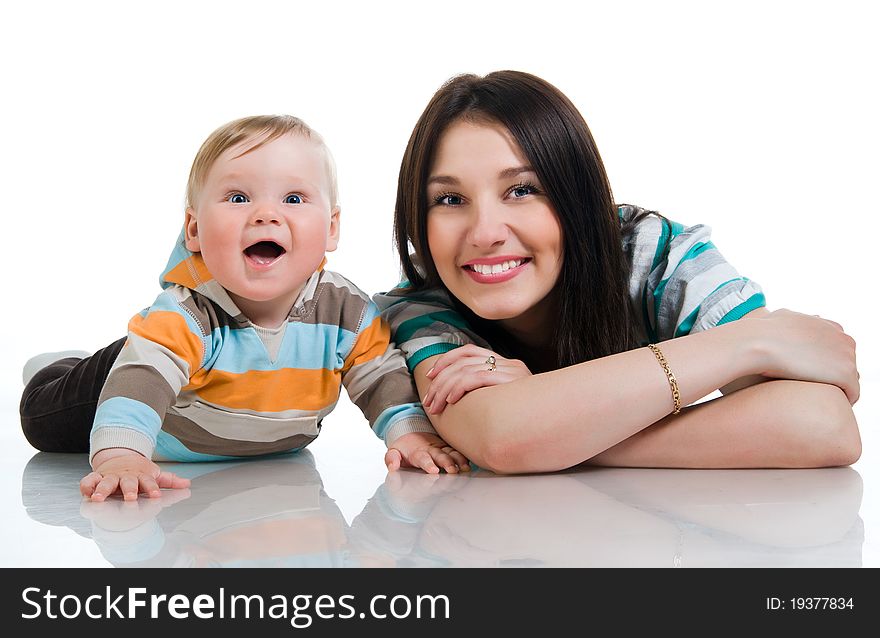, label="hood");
[159,228,244,319]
